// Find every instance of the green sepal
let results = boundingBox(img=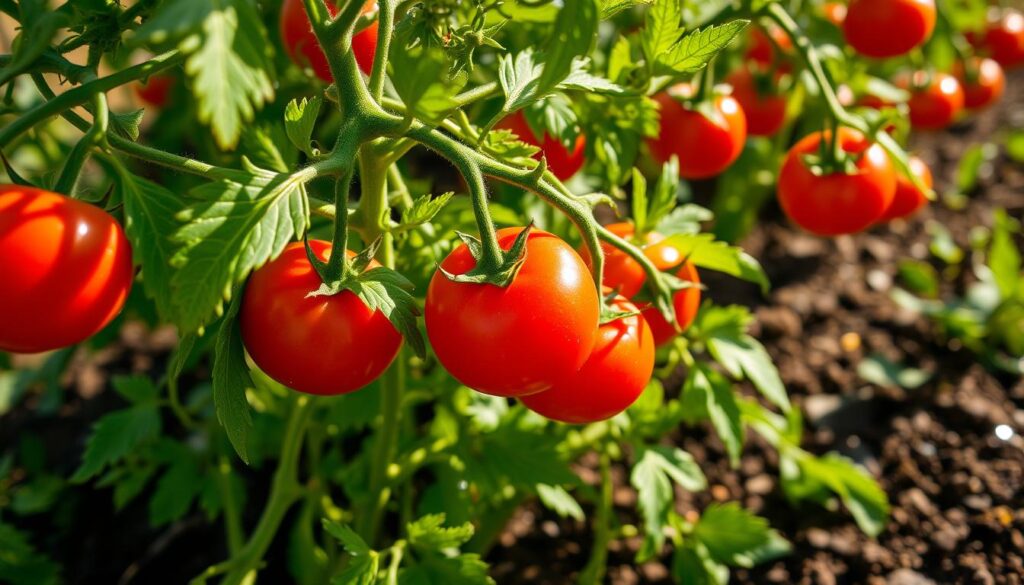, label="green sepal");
[439,224,533,286]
